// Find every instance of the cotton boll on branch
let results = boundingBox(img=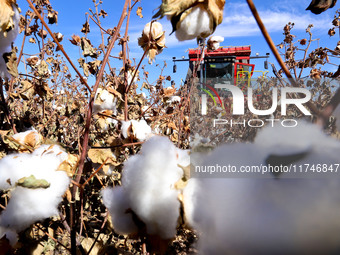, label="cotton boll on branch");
[153,0,225,41]
[121,119,152,141]
[0,144,70,245]
[122,136,184,238]
[207,35,224,51]
[175,5,211,41]
[10,128,43,151]
[95,110,118,131]
[184,122,340,255]
[101,187,138,235]
[165,95,181,105]
[93,88,117,115]
[138,21,165,64]
[0,0,20,79]
[102,136,187,240]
